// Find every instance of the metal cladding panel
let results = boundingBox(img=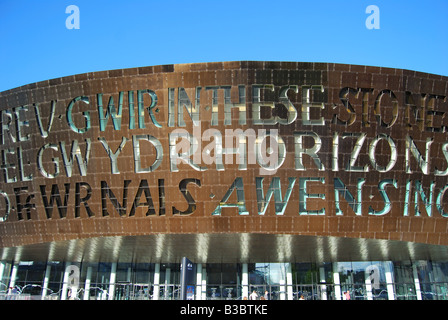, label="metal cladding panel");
[0,61,447,263]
